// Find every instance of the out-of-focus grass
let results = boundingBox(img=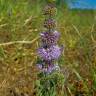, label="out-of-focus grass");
[0,0,96,96]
